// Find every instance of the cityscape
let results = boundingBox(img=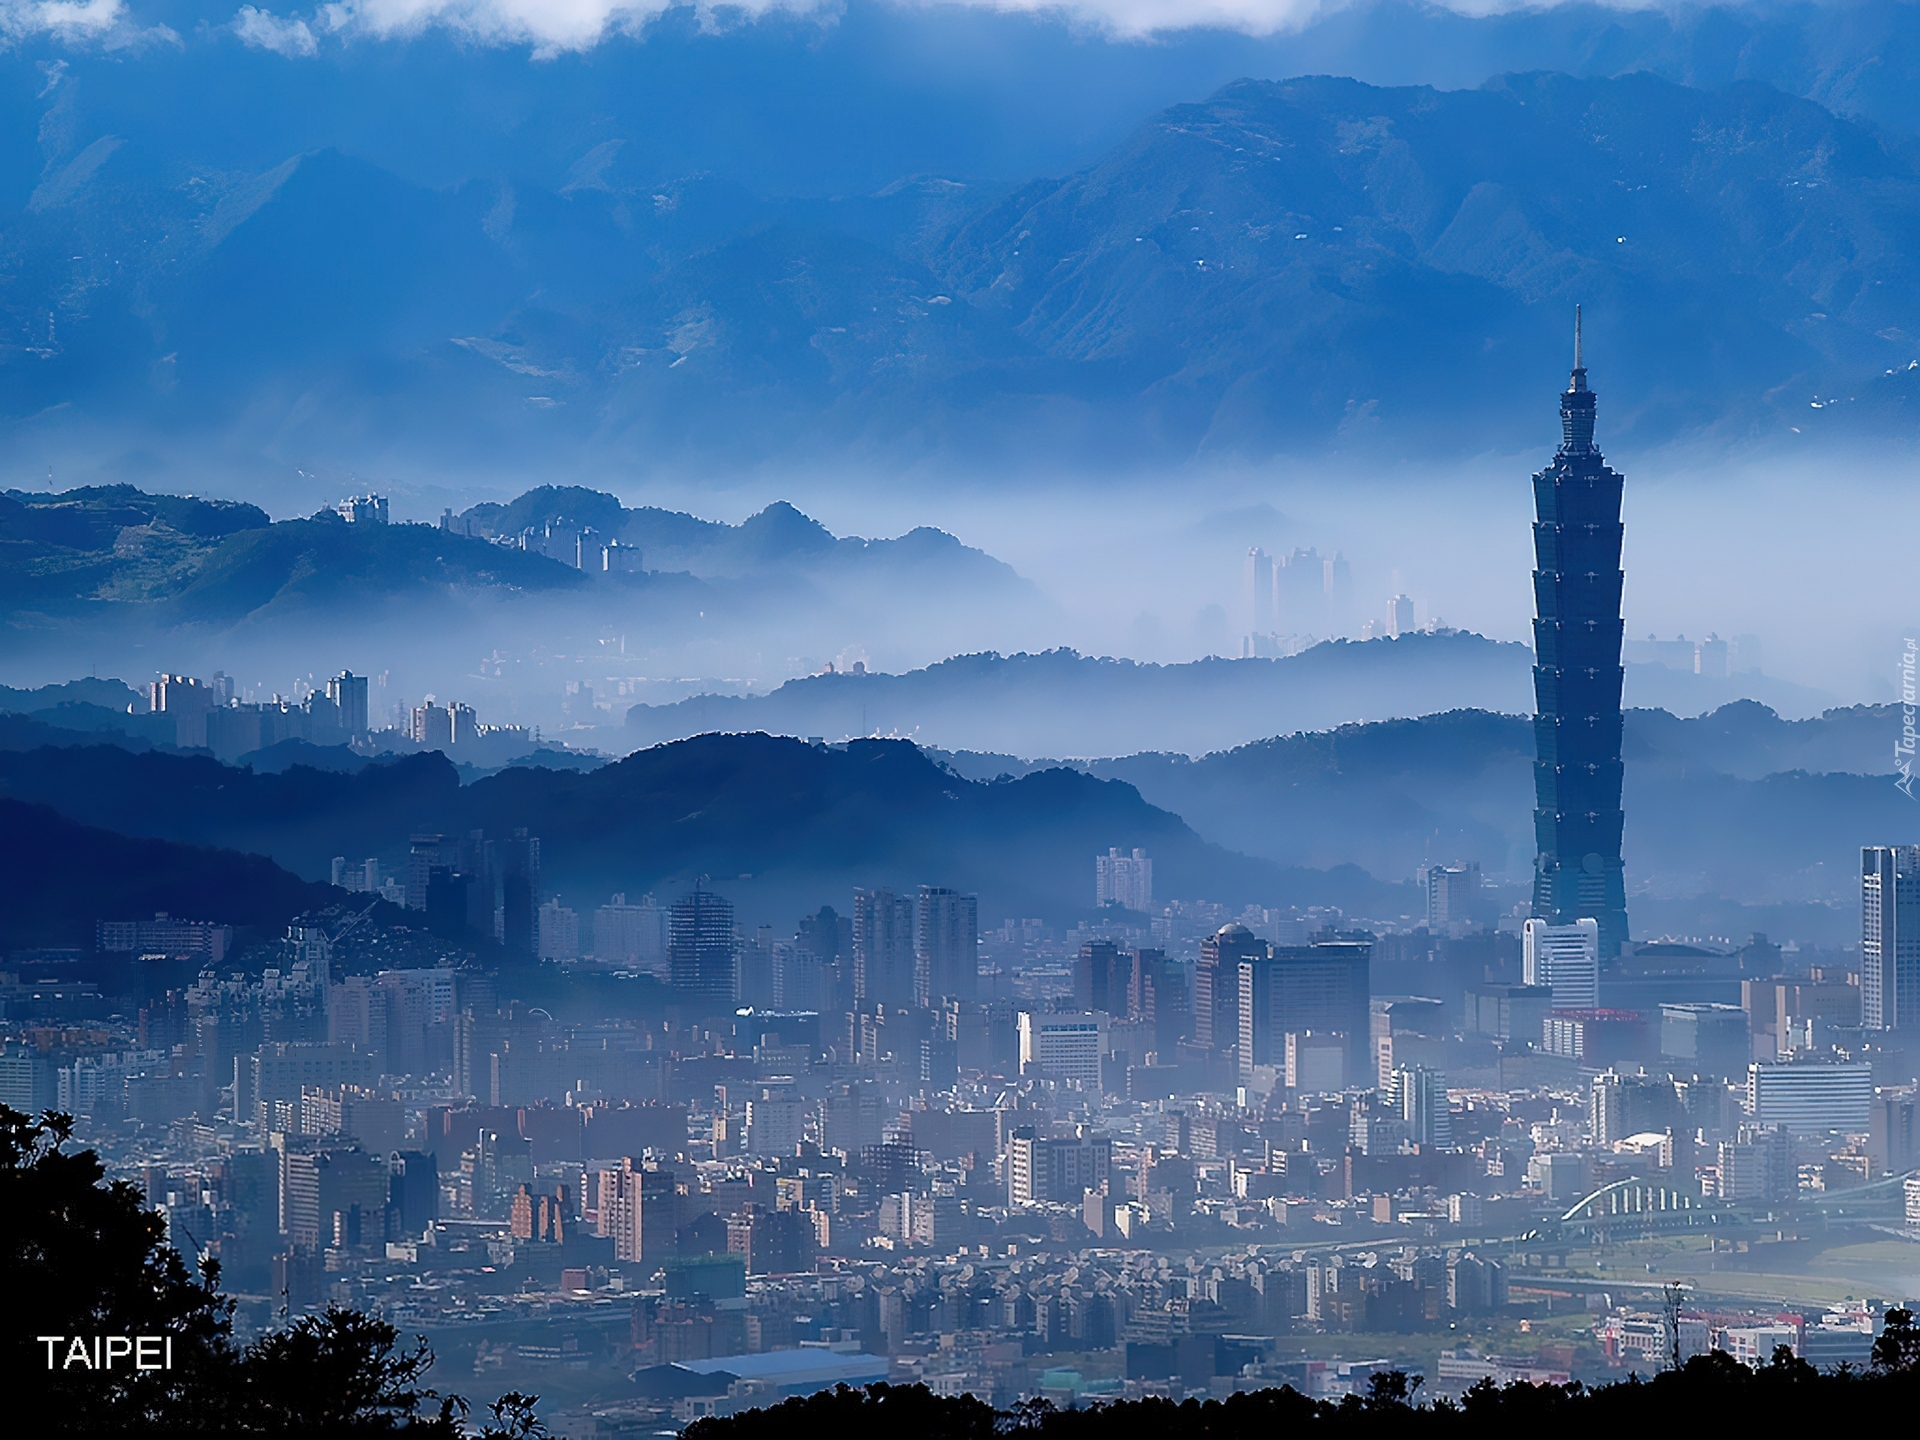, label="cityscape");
[11,4,1920,1438]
